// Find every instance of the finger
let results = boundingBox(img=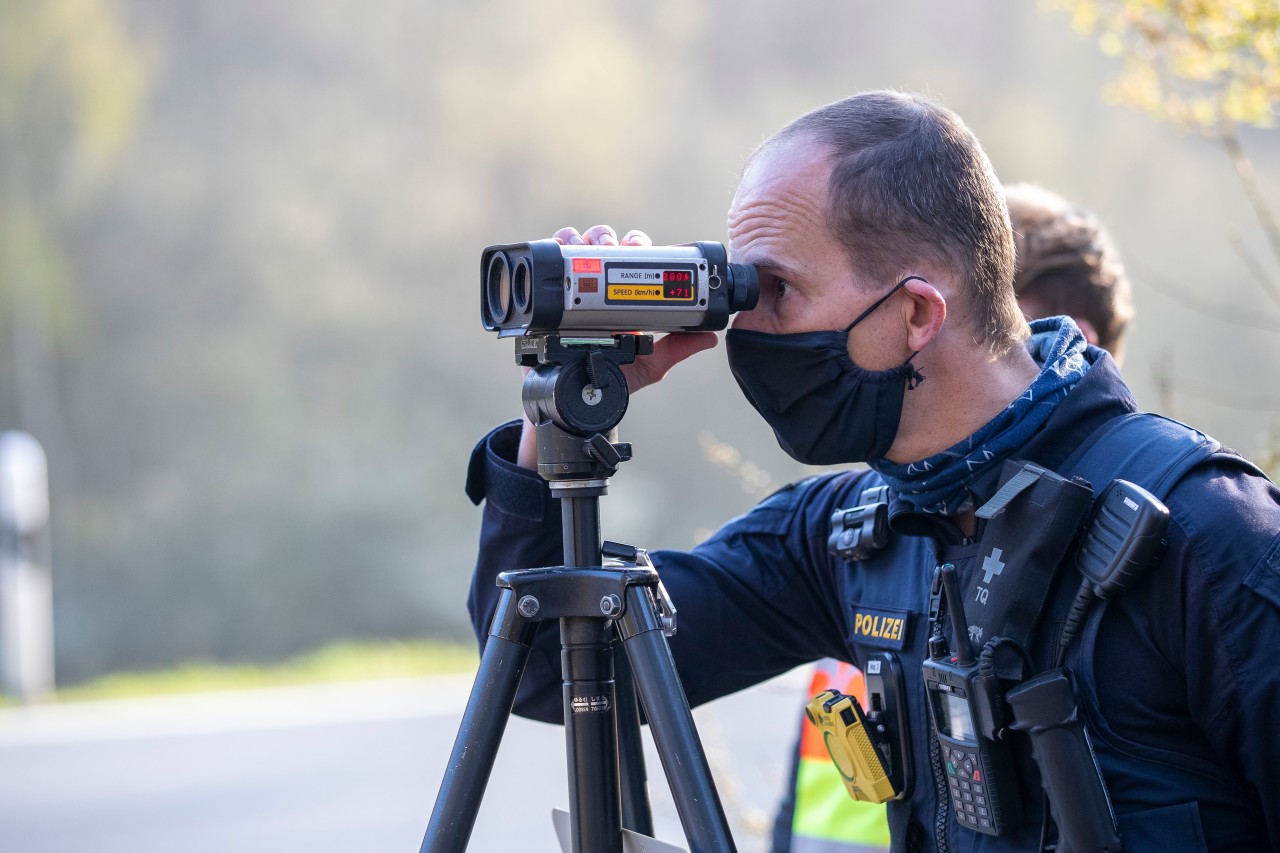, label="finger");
[583,224,618,246]
[552,226,584,246]
[622,332,719,391]
[621,229,652,247]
